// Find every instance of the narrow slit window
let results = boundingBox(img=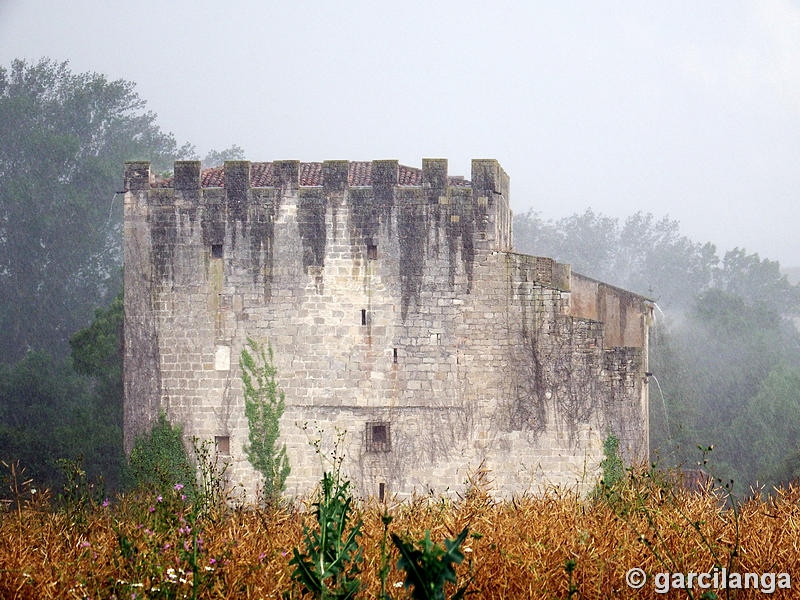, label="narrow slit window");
[367,244,377,260]
[379,482,386,502]
[393,348,398,363]
[361,309,367,326]
[211,244,223,259]
[215,435,230,455]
